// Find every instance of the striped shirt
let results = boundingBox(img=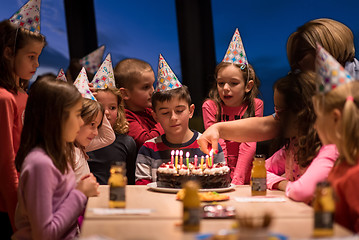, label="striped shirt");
[135,130,224,184]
